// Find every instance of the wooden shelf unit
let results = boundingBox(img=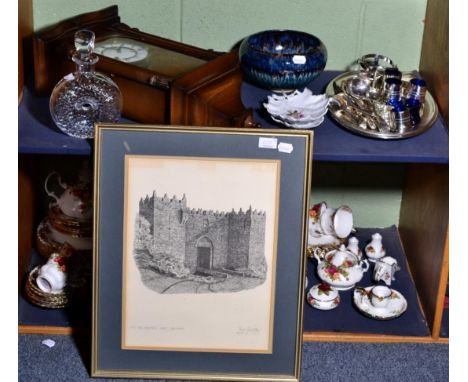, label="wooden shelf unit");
[18,0,448,342]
